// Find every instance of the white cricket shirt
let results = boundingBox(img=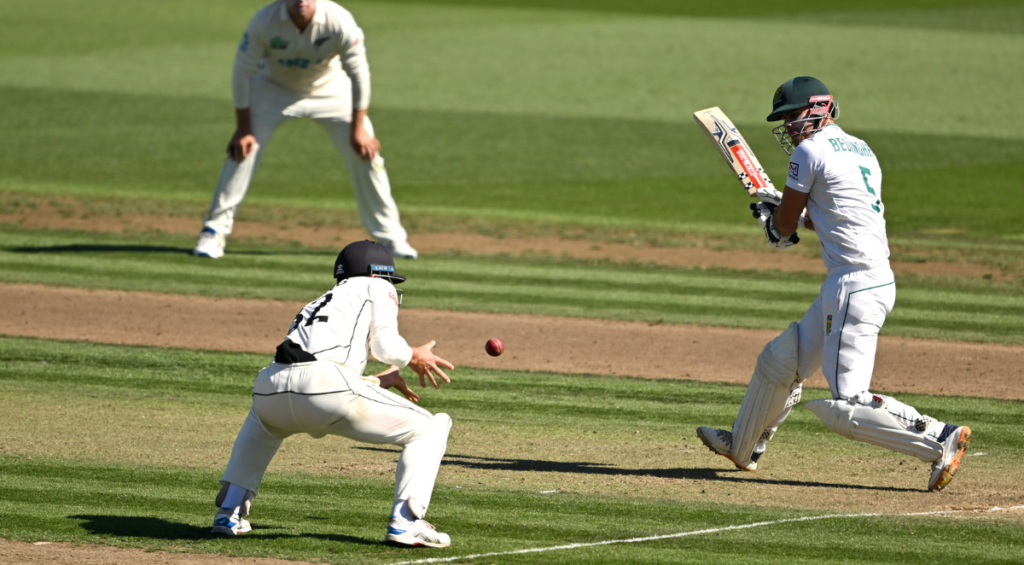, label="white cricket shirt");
[280,277,413,373]
[787,124,890,274]
[233,0,371,110]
